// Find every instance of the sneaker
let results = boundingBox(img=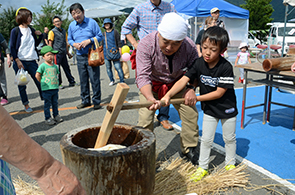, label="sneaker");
[0,98,9,106]
[109,81,114,86]
[190,167,208,182]
[69,82,76,87]
[59,85,65,89]
[54,115,64,123]
[225,164,236,171]
[24,106,33,113]
[238,77,242,83]
[76,103,92,109]
[93,104,102,110]
[45,118,56,125]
